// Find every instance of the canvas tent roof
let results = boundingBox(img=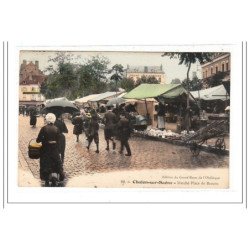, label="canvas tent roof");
[75,94,100,103]
[190,85,229,101]
[123,83,188,99]
[89,92,121,102]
